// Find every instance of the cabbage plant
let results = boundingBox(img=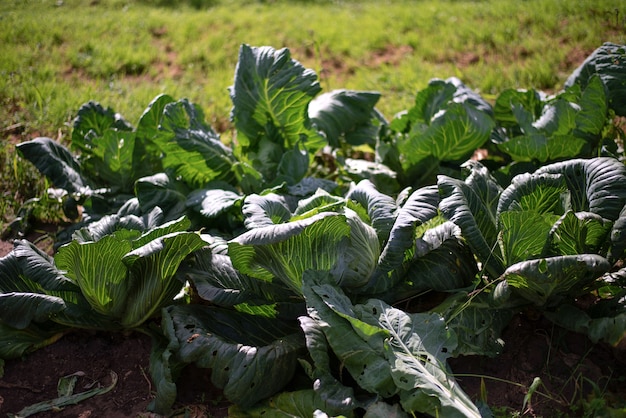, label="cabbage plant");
[148,179,480,414]
[0,216,205,361]
[436,157,626,356]
[492,75,610,163]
